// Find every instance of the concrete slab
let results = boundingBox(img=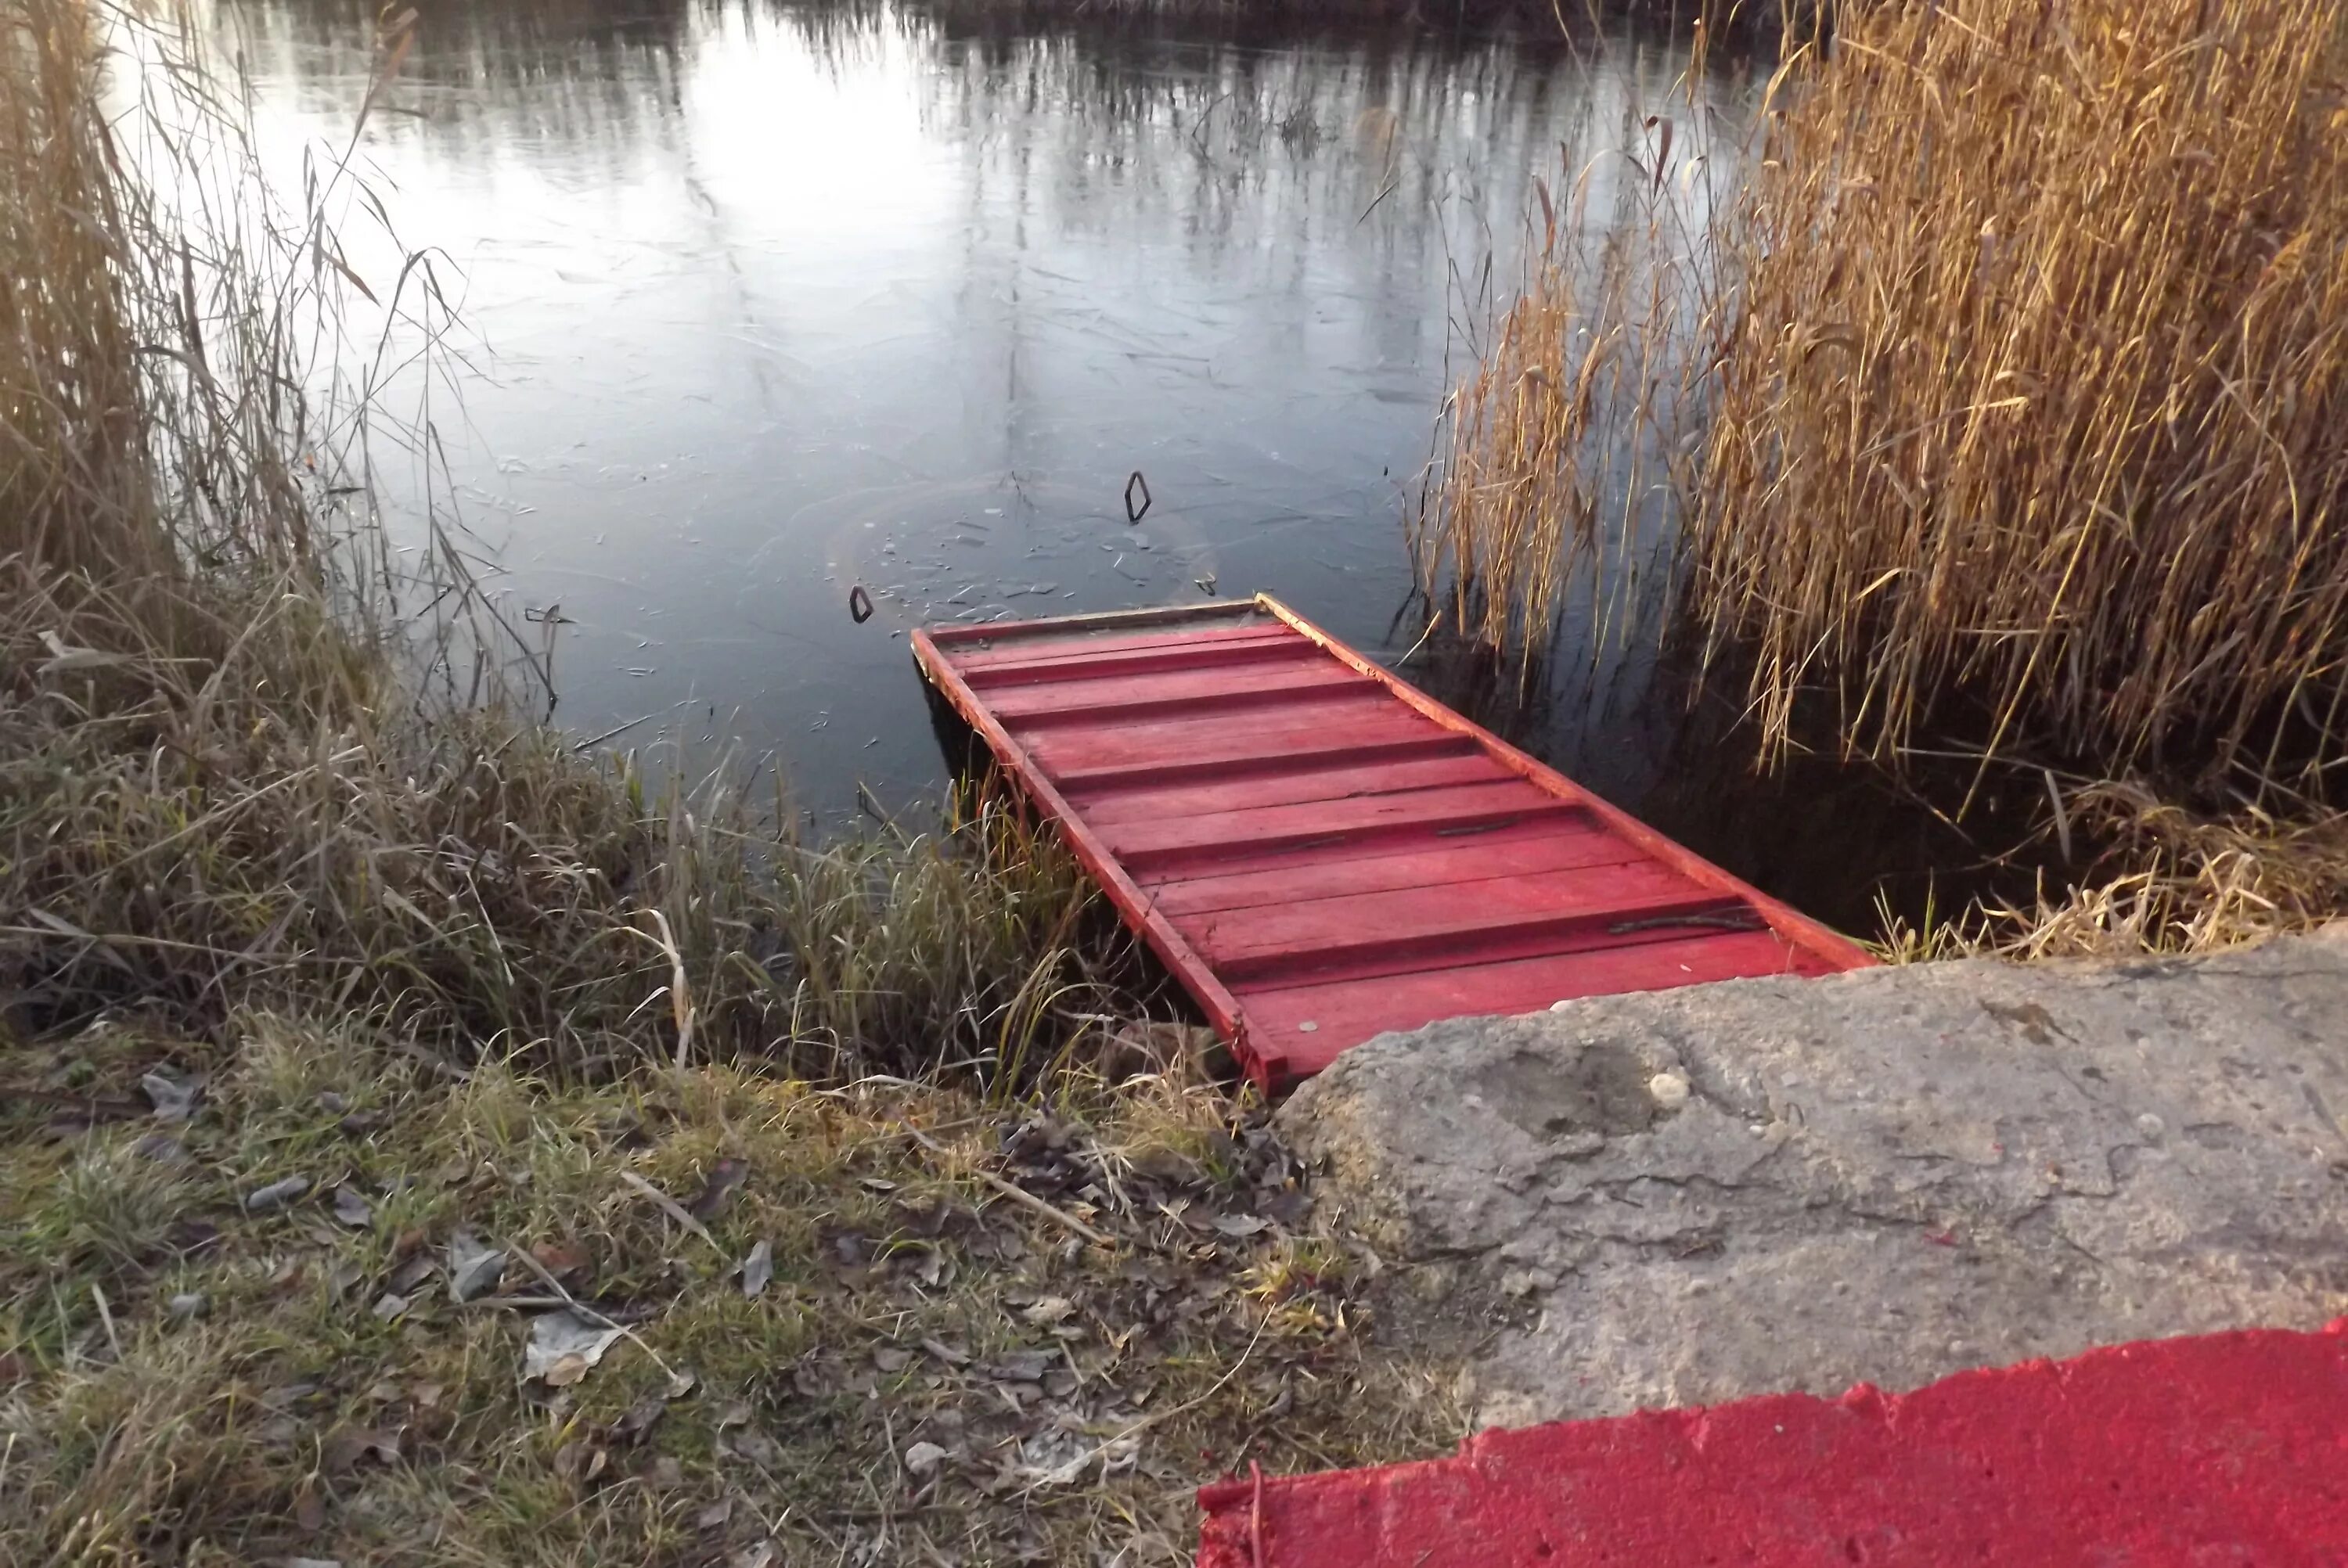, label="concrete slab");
[1281,930,2348,1430]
